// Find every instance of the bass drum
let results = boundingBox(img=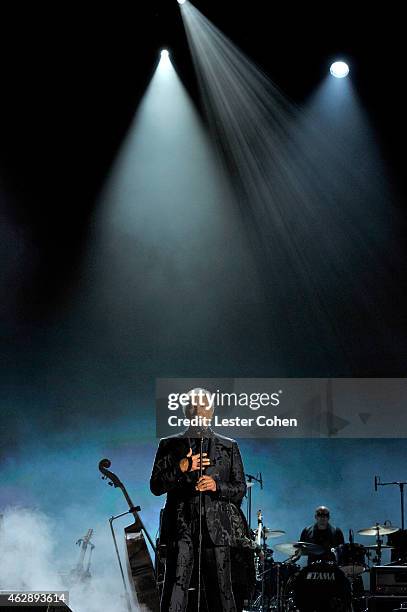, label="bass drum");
[285,561,352,612]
